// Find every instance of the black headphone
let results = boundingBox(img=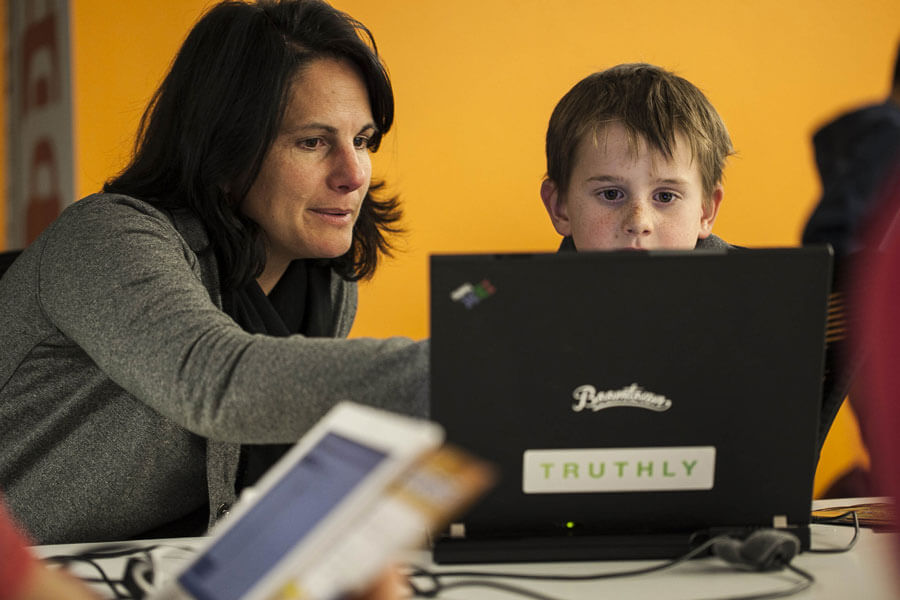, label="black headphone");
[712,529,801,571]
